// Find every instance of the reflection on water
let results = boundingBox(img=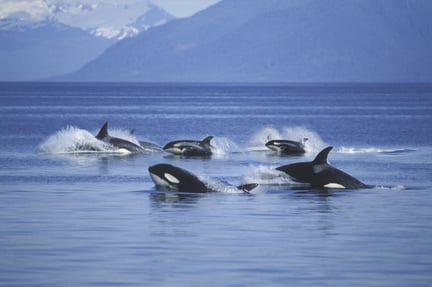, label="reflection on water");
[149,192,204,207]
